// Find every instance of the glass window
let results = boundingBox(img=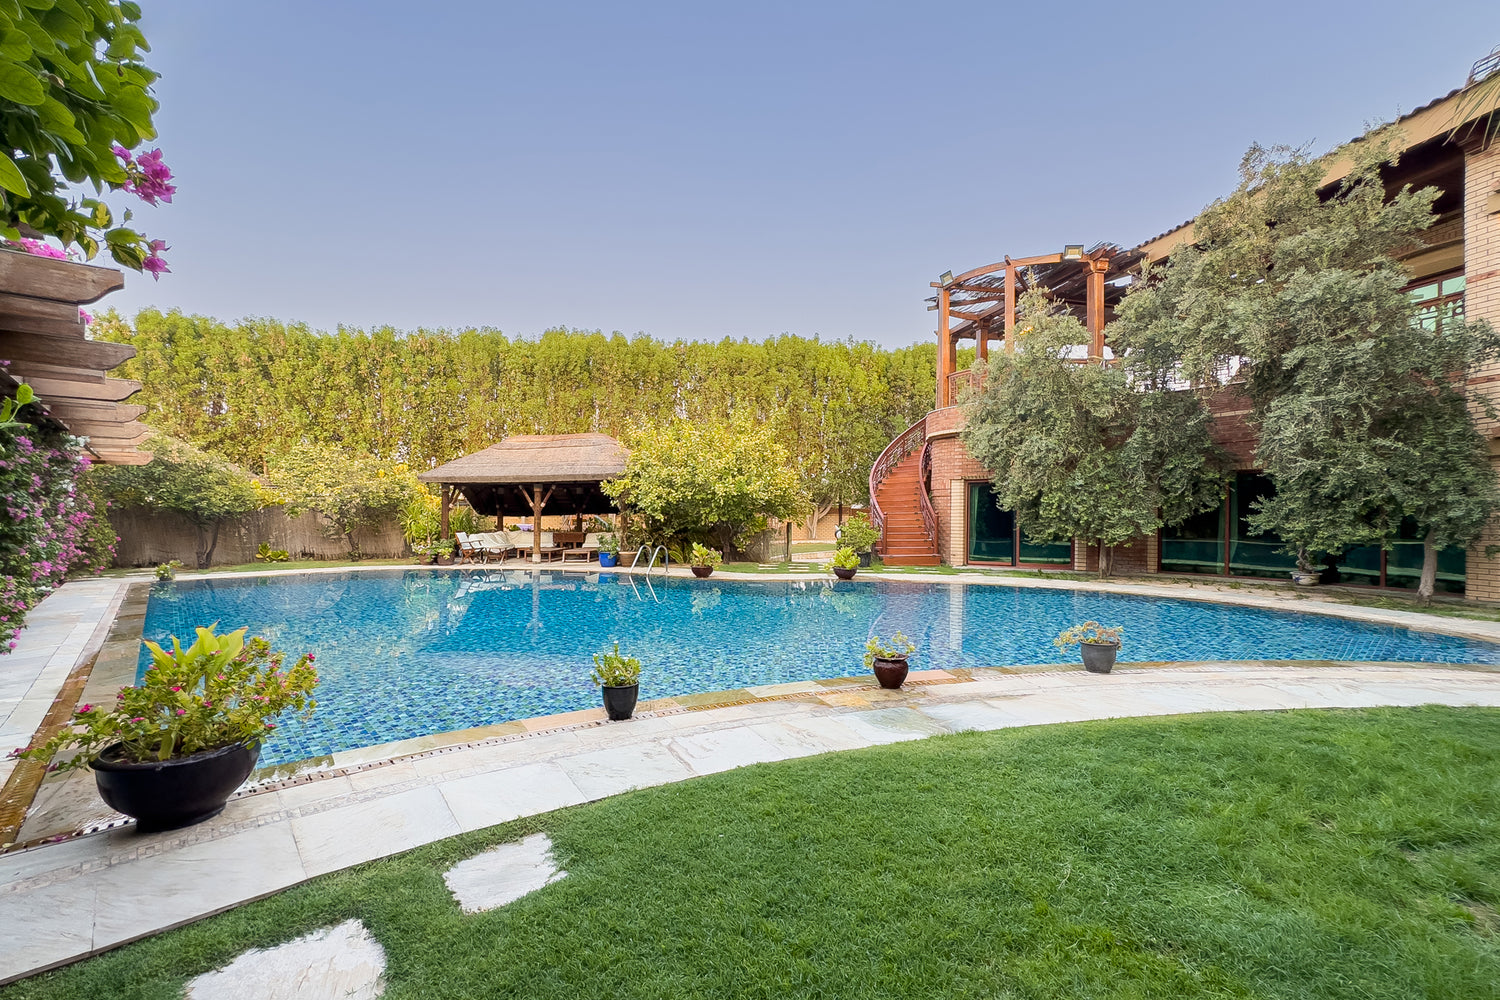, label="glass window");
[1017,528,1072,565]
[1228,473,1298,578]
[1385,517,1467,594]
[1160,503,1226,575]
[1408,271,1465,335]
[967,482,1014,563]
